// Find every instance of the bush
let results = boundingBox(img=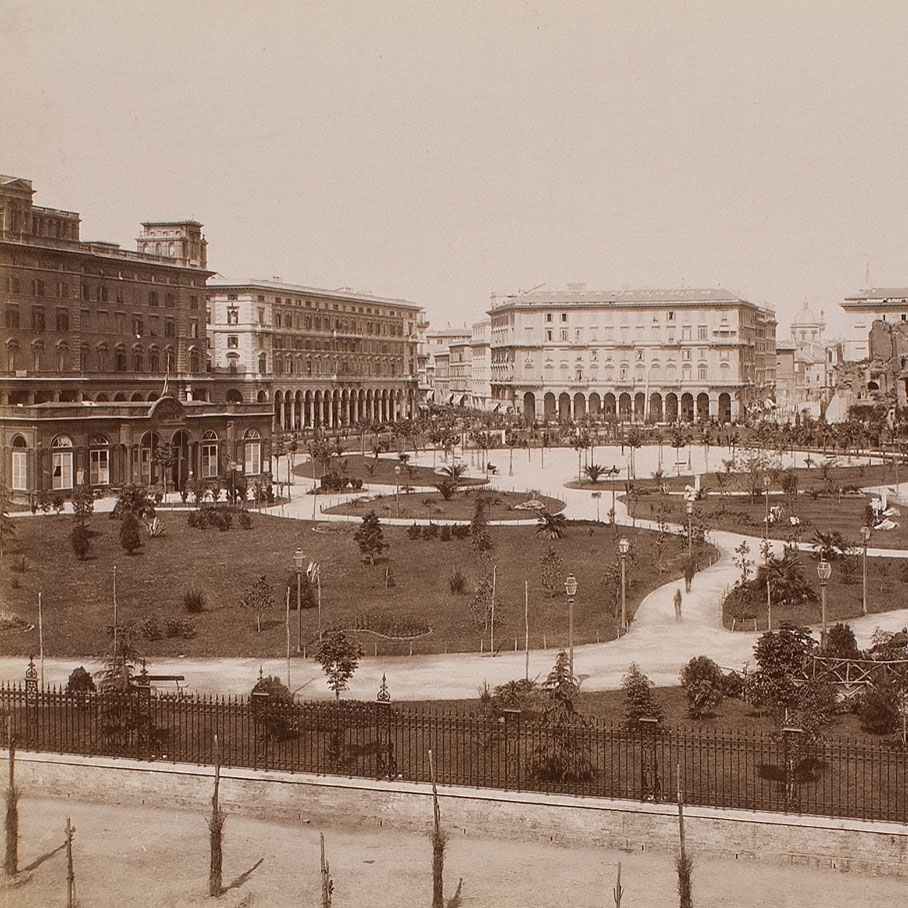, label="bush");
[422,522,439,540]
[857,684,901,735]
[621,663,664,727]
[439,524,451,542]
[679,655,725,718]
[119,511,142,555]
[165,617,196,639]
[11,555,29,573]
[66,666,96,697]
[251,674,297,740]
[71,524,92,561]
[139,616,164,641]
[238,510,253,530]
[406,523,421,540]
[448,568,467,594]
[183,588,206,614]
